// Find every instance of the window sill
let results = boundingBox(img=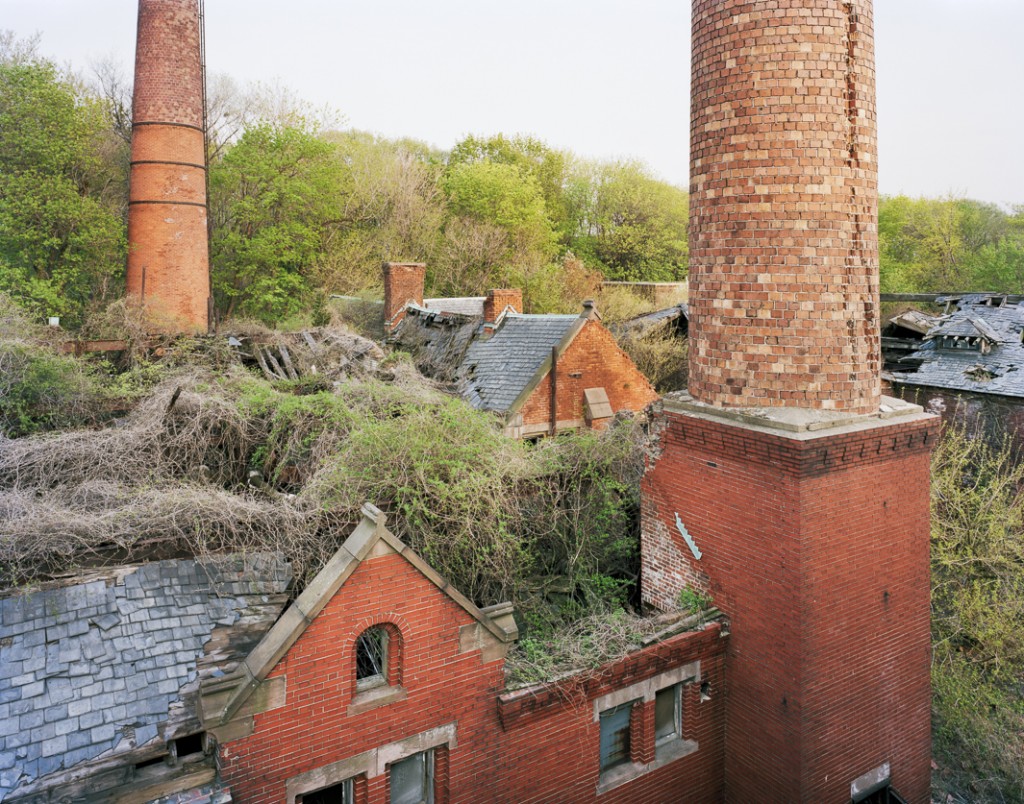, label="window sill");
[596,739,698,795]
[347,684,407,716]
